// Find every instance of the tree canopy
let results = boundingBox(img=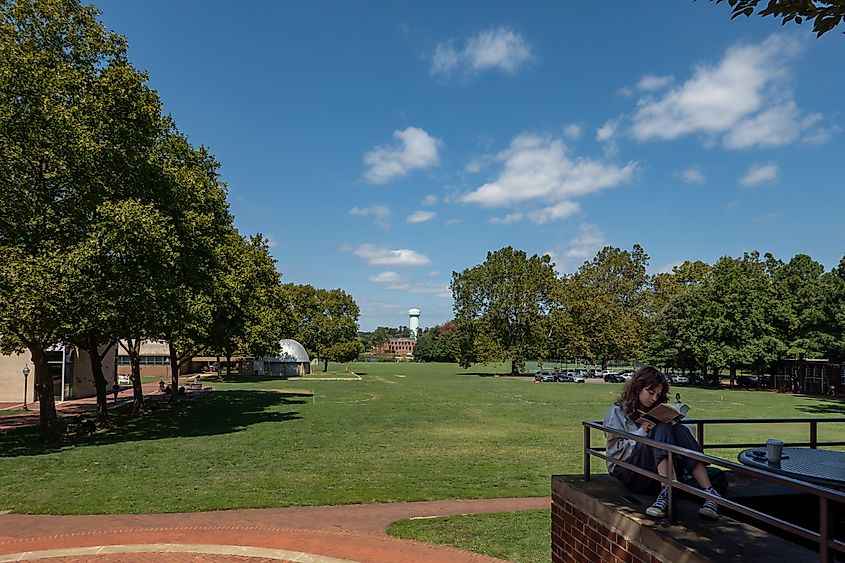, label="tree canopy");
[706,0,845,37]
[451,247,558,375]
